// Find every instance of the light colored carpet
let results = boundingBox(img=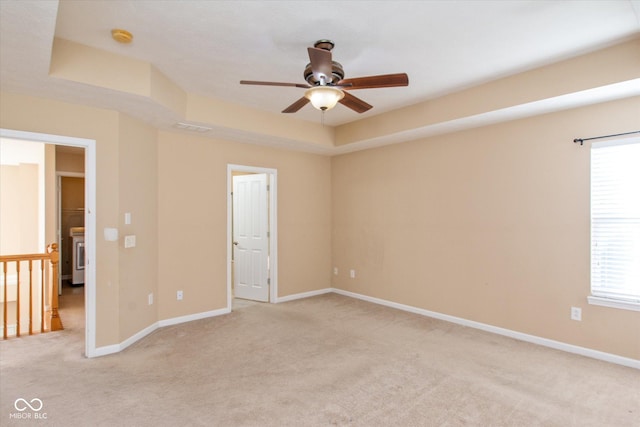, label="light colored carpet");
[1,289,639,426]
